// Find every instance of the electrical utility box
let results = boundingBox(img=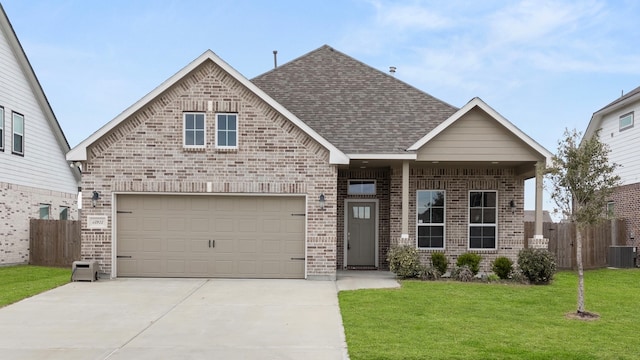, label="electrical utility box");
[72,260,99,281]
